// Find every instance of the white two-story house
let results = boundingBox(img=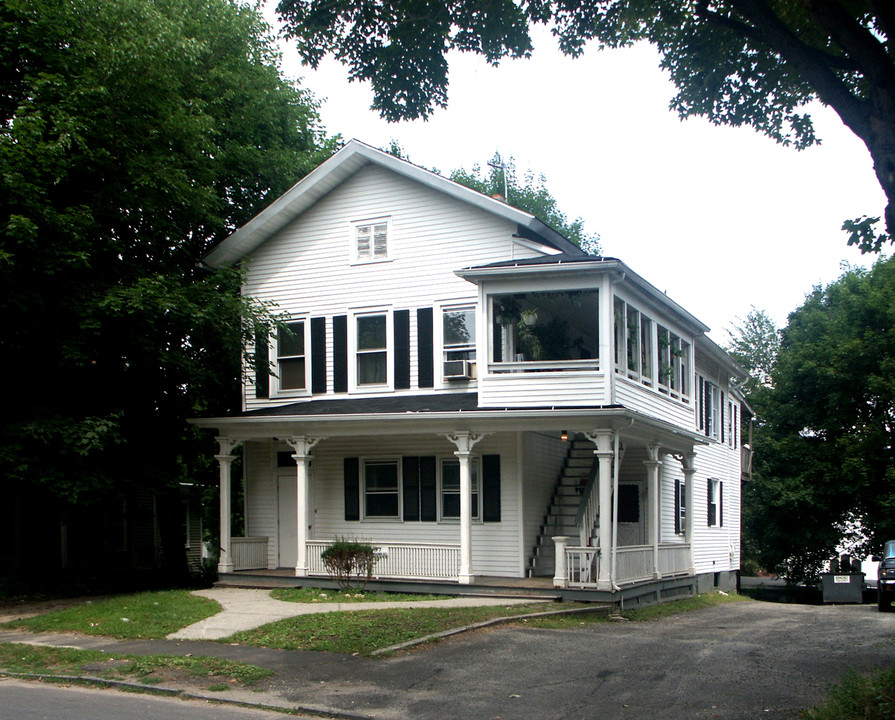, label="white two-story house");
[194,140,748,601]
